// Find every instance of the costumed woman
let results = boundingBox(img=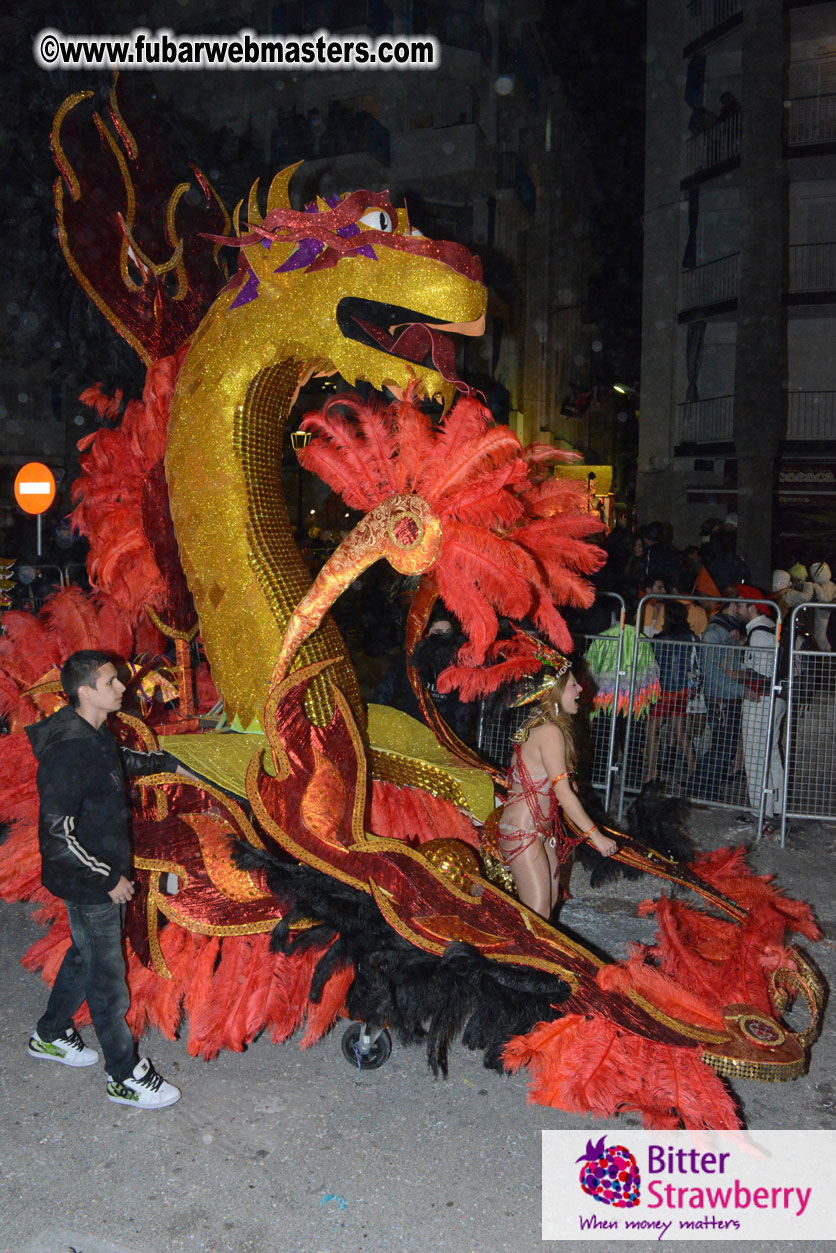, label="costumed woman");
[498,653,617,918]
